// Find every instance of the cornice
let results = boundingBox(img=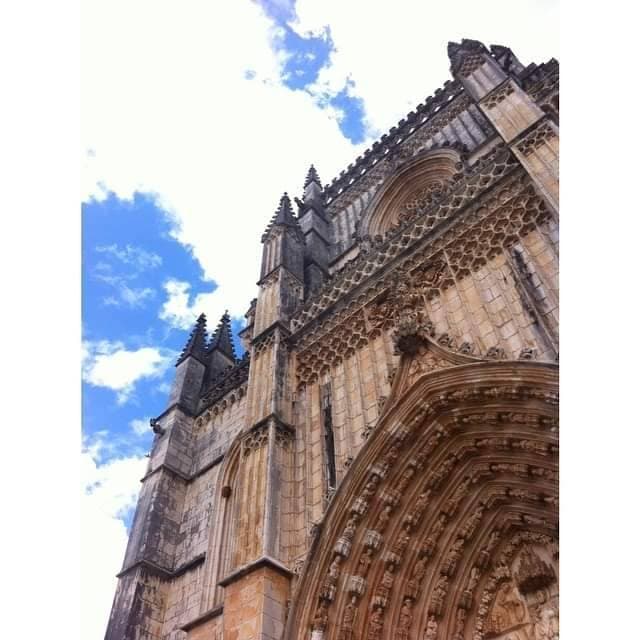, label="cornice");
[116,553,206,580]
[179,604,224,632]
[218,555,294,588]
[140,454,225,484]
